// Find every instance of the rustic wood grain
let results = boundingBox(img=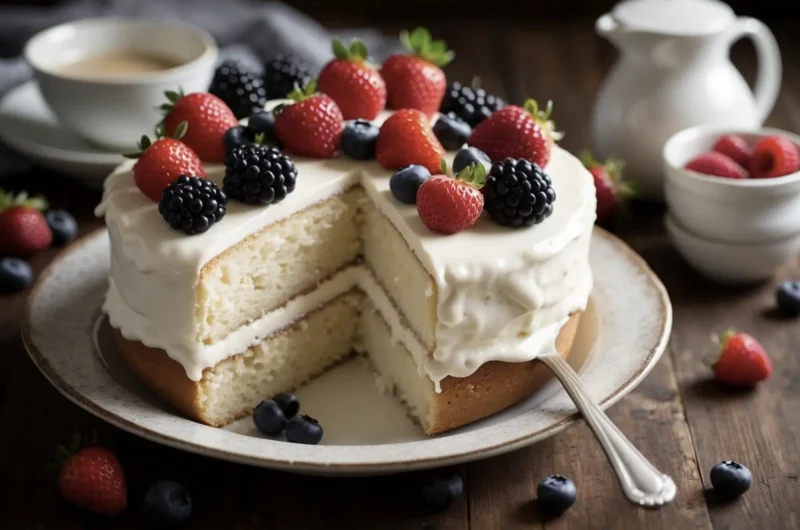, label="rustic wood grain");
[1,17,800,530]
